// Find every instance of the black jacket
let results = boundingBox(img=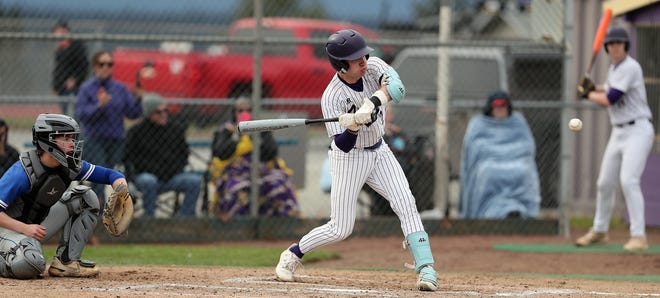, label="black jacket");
[125,120,189,181]
[52,39,89,95]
